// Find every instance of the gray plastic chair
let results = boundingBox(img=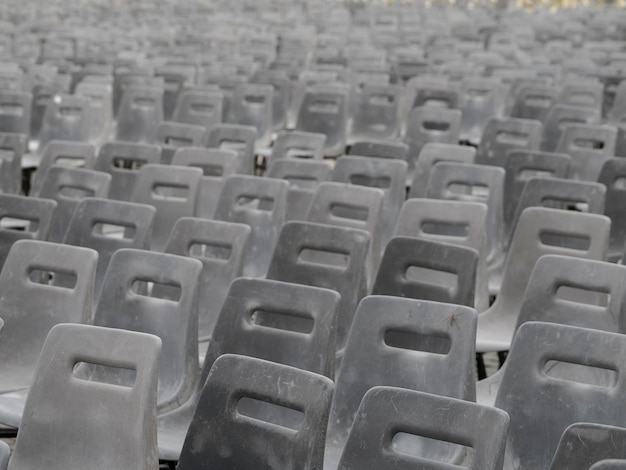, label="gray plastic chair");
[130,164,202,252]
[325,296,478,470]
[0,133,26,195]
[207,123,256,175]
[94,141,162,201]
[496,322,626,470]
[267,221,370,350]
[557,80,604,111]
[348,140,409,161]
[266,158,332,221]
[38,94,91,147]
[295,85,349,157]
[550,423,626,470]
[171,147,239,219]
[177,354,334,470]
[0,240,97,427]
[31,140,96,195]
[269,130,326,163]
[94,248,202,413]
[214,175,287,277]
[6,324,161,470]
[74,81,113,144]
[502,149,571,232]
[36,166,111,243]
[555,124,617,181]
[332,156,407,248]
[226,83,273,147]
[0,91,31,137]
[475,117,542,167]
[394,198,490,312]
[155,121,207,165]
[599,158,626,260]
[63,197,155,304]
[115,84,164,143]
[459,77,501,144]
[350,84,401,142]
[541,104,601,152]
[338,387,509,470]
[172,88,223,132]
[253,70,290,130]
[373,236,478,308]
[164,217,249,342]
[409,143,475,197]
[510,84,558,122]
[476,208,610,354]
